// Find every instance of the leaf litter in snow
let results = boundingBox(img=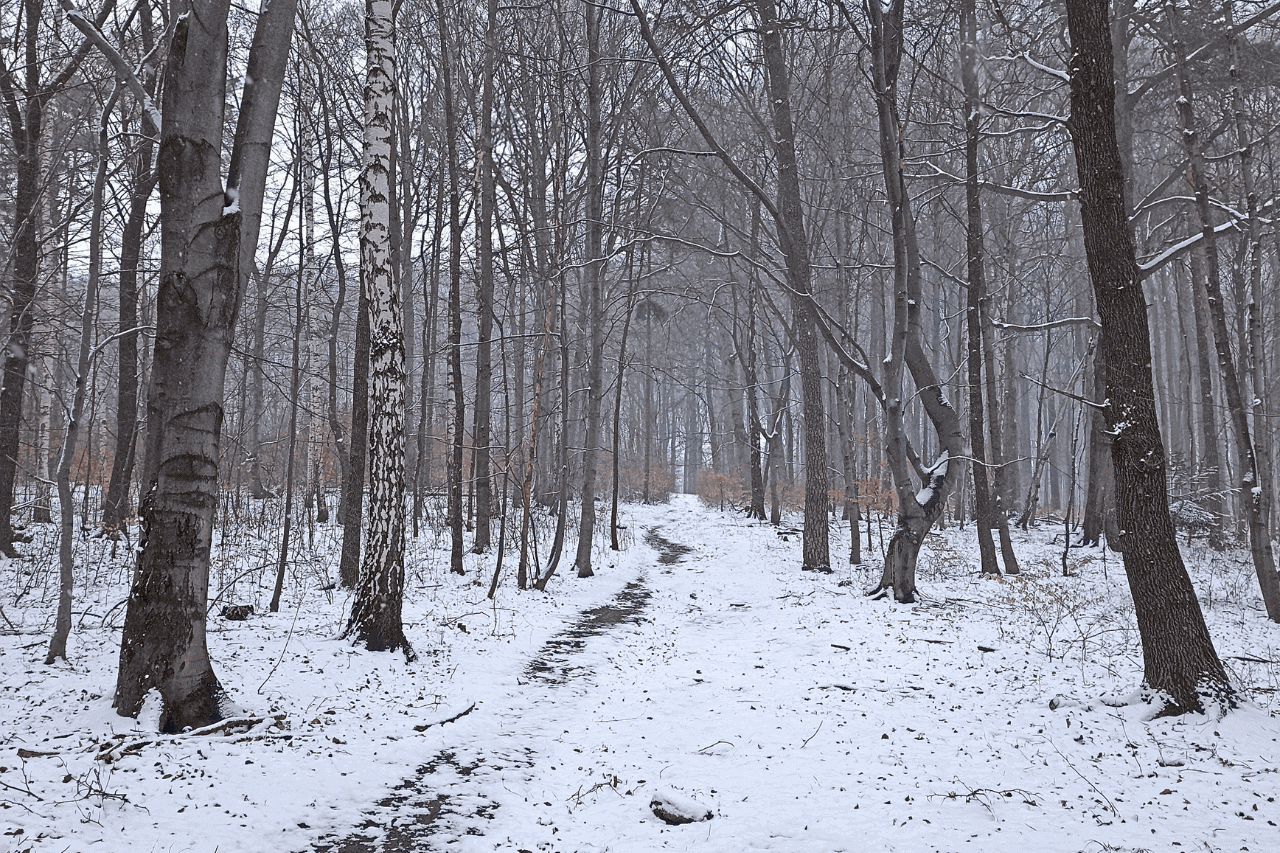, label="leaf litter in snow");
[0,494,1275,852]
